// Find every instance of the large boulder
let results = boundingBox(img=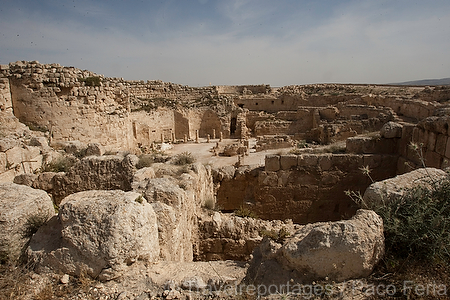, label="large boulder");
[27,190,159,280]
[0,183,54,262]
[133,163,214,262]
[244,209,384,287]
[363,168,447,205]
[51,155,137,204]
